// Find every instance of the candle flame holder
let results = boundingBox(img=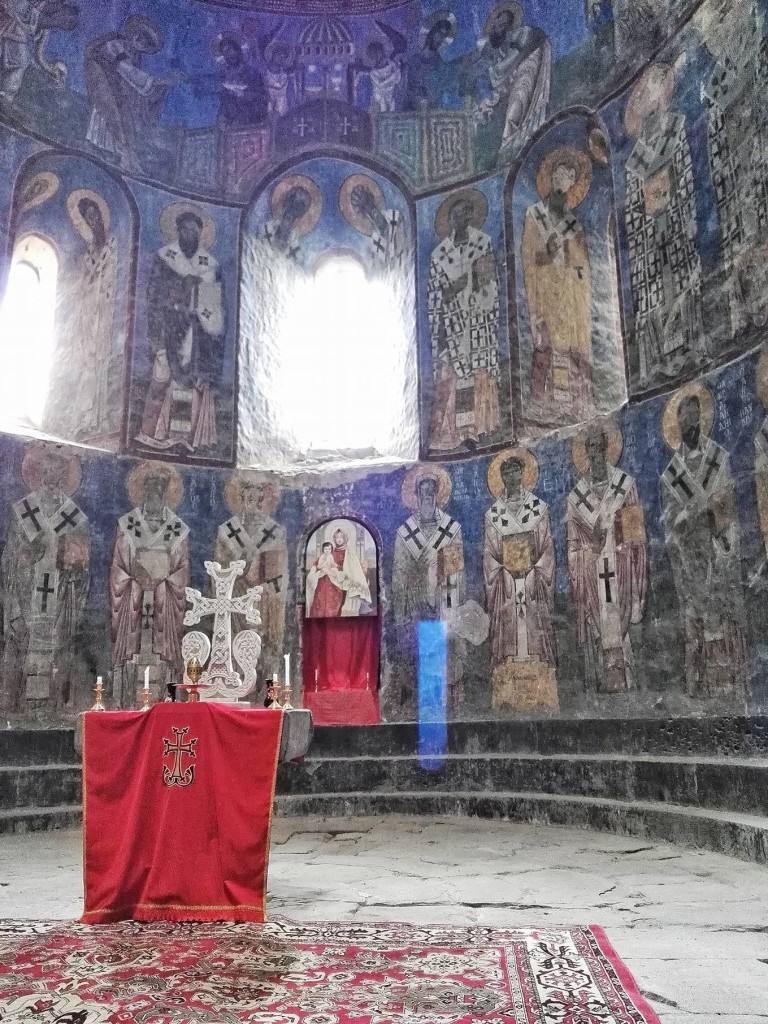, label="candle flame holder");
[91,679,105,712]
